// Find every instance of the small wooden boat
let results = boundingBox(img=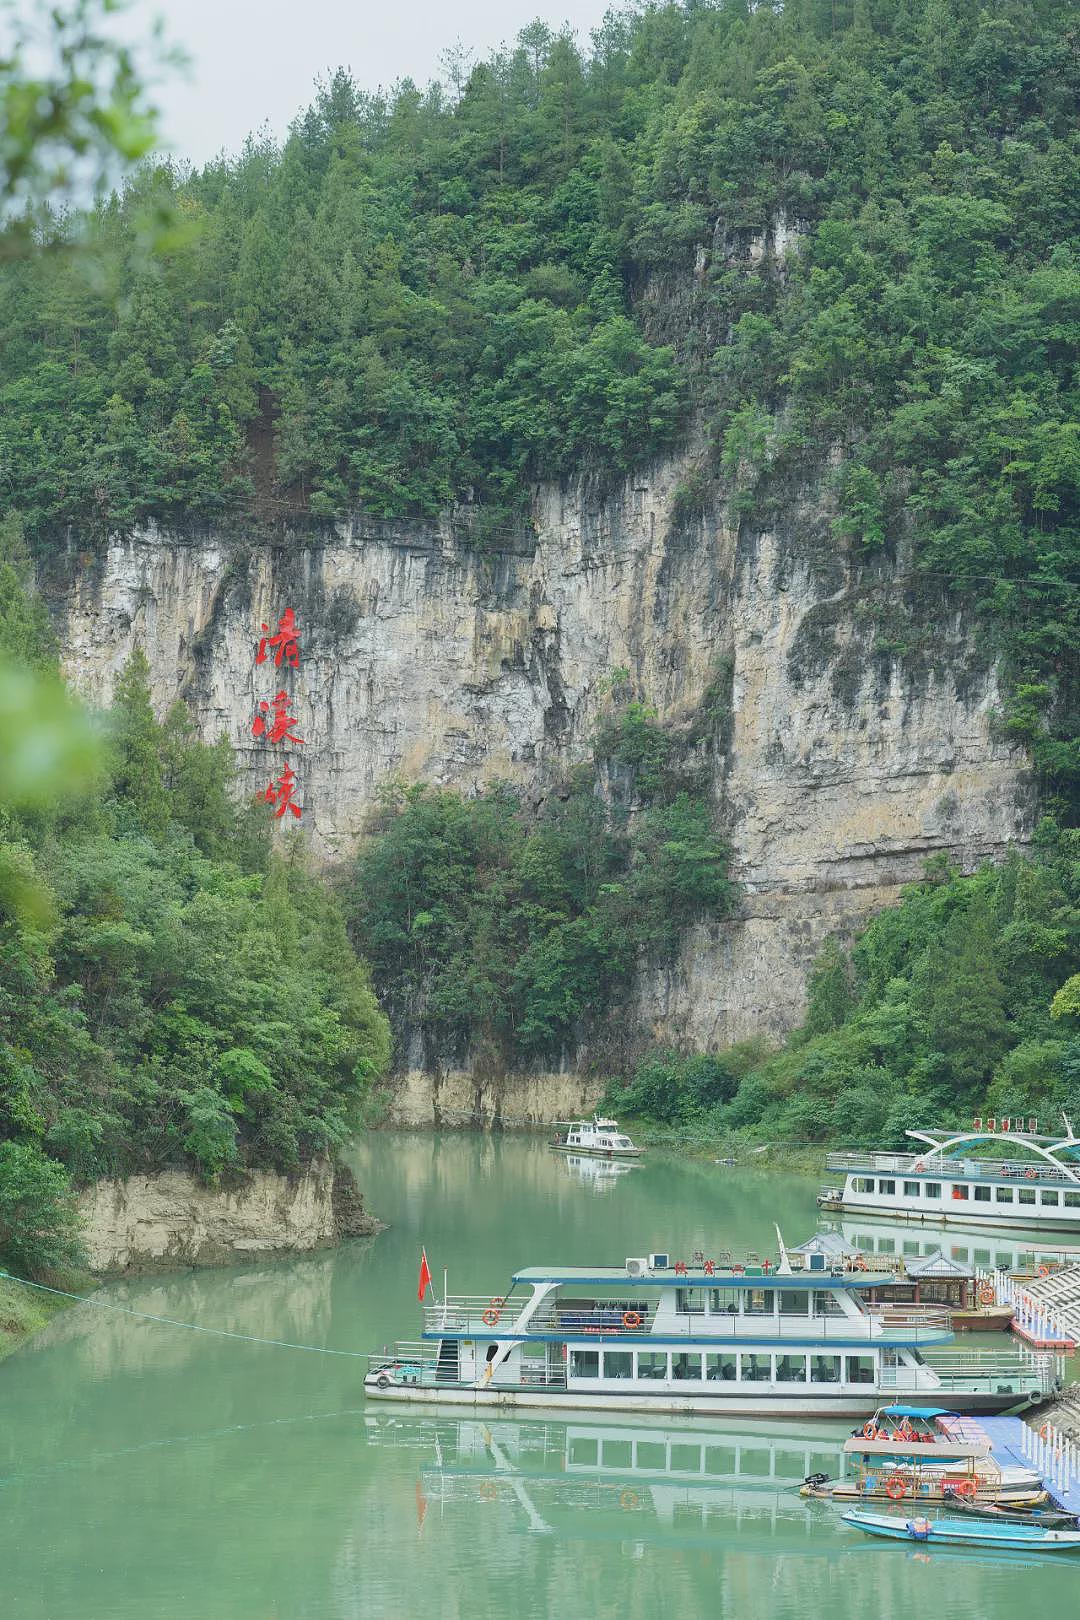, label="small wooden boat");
[841,1506,1080,1551]
[940,1491,1077,1529]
